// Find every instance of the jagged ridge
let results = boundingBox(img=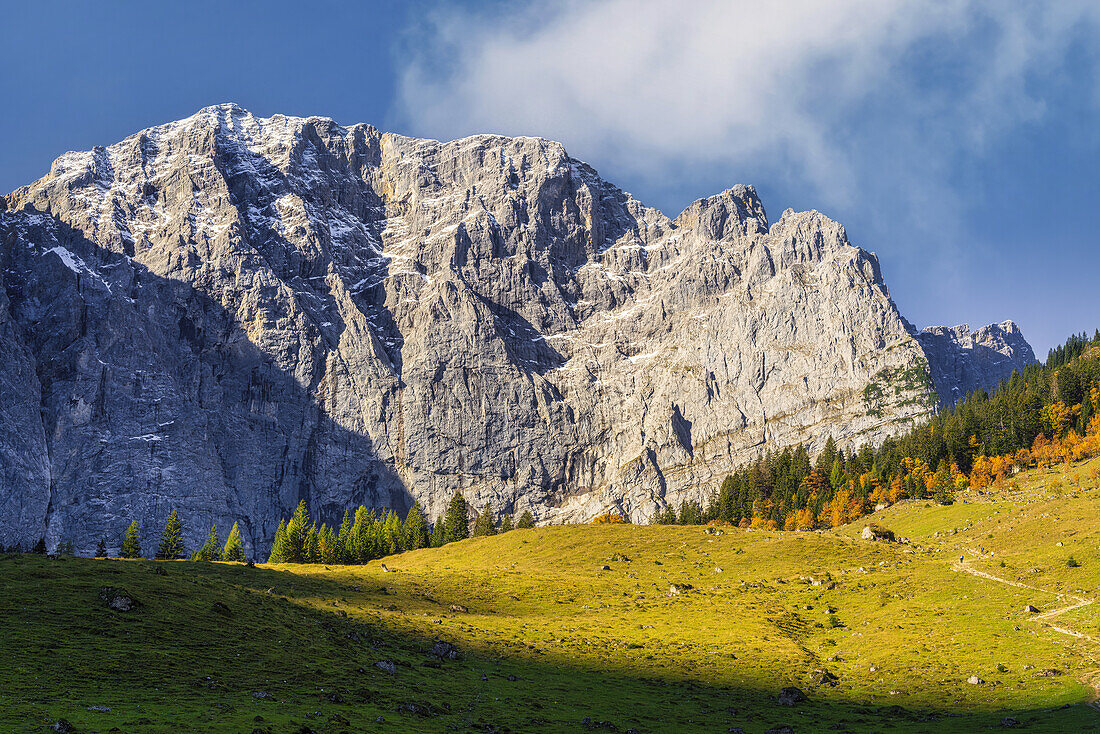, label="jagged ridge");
[0,104,1035,553]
